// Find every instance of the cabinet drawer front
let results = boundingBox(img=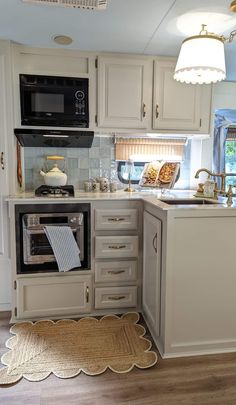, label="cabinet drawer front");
[95,236,138,259]
[95,260,137,283]
[95,209,138,230]
[16,275,92,319]
[95,286,137,309]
